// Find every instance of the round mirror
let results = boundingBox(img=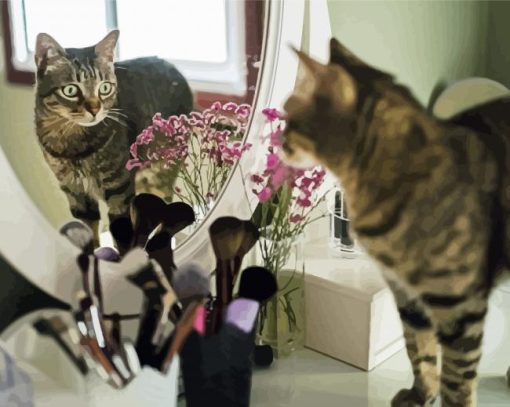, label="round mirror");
[0,0,265,250]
